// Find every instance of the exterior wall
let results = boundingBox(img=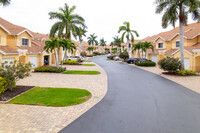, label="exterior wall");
[174,51,194,70]
[16,32,32,47]
[195,56,200,72]
[185,37,198,46]
[155,38,167,49]
[0,28,7,46]
[6,35,16,49]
